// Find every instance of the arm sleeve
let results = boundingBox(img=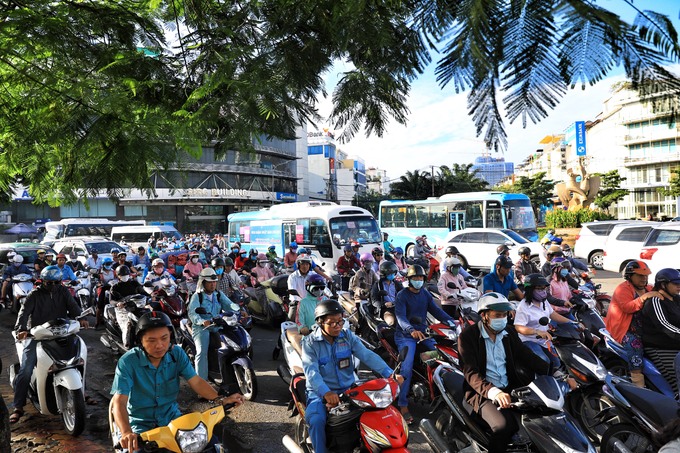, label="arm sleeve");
[301,340,331,398]
[459,267,471,278]
[645,297,680,342]
[370,281,382,311]
[174,346,198,381]
[395,291,413,333]
[15,293,35,331]
[438,274,454,300]
[611,284,644,314]
[110,353,134,396]
[65,290,82,317]
[187,293,206,326]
